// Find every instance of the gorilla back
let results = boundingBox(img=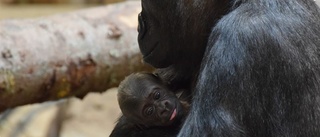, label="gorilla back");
[138,0,320,137]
